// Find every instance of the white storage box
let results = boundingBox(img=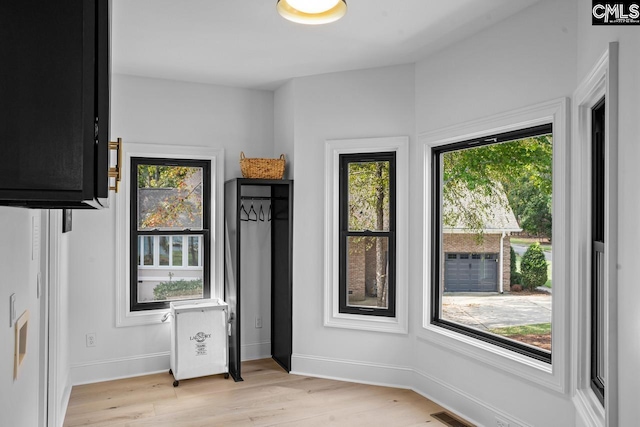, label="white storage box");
[167,298,229,386]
